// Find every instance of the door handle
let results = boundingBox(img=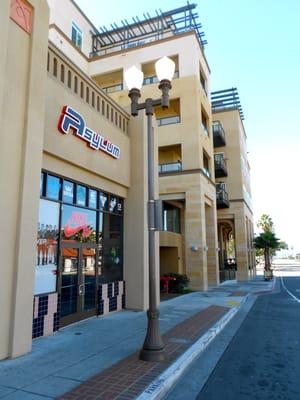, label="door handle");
[78,284,85,296]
